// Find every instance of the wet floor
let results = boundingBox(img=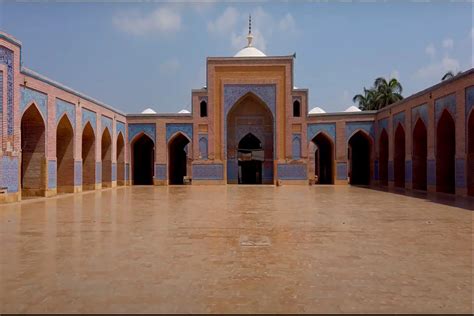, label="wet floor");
[0,185,472,313]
